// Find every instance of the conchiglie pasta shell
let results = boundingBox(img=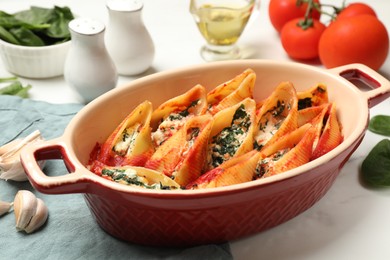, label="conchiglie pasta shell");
[150,84,207,130]
[254,81,298,150]
[297,103,329,127]
[312,103,343,160]
[145,115,213,186]
[207,69,255,115]
[206,98,257,171]
[261,124,317,178]
[297,83,328,109]
[188,150,262,189]
[308,103,332,153]
[102,166,181,189]
[98,101,154,167]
